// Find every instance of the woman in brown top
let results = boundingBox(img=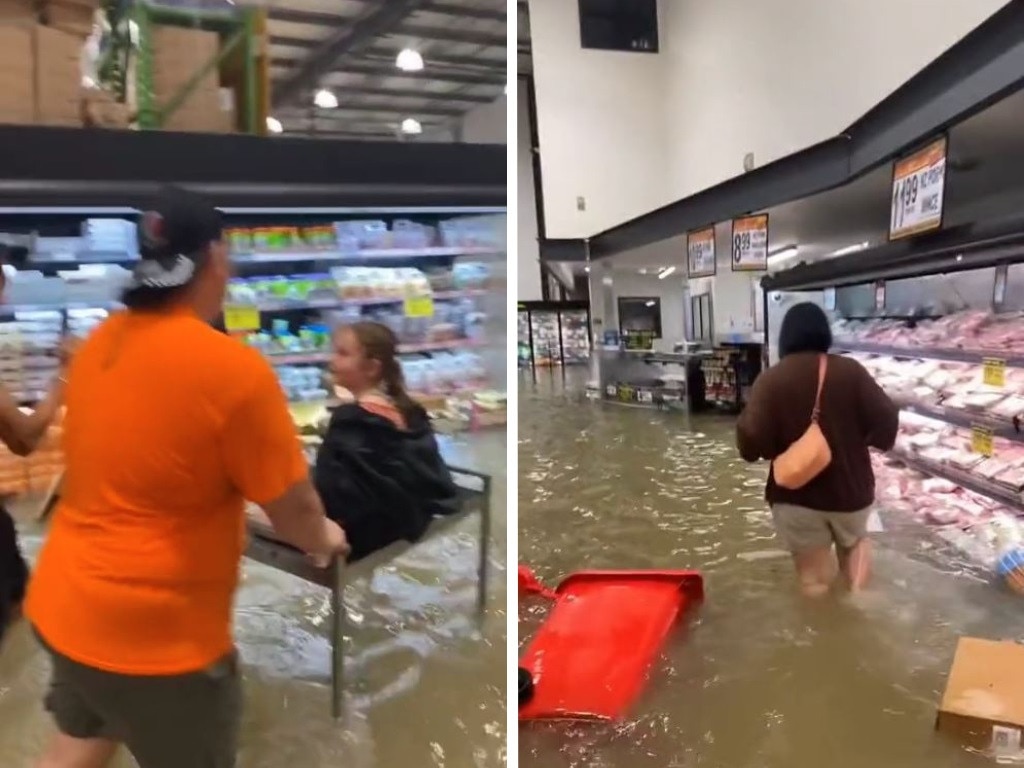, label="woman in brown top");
[737,302,899,597]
